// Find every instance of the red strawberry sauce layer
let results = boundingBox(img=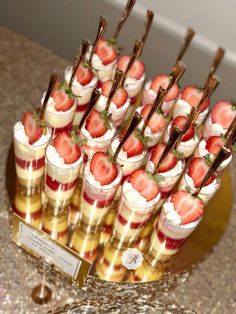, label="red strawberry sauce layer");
[157,229,187,250]
[15,155,45,170]
[118,214,151,229]
[83,191,114,208]
[51,122,73,136]
[46,175,78,192]
[76,102,89,112]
